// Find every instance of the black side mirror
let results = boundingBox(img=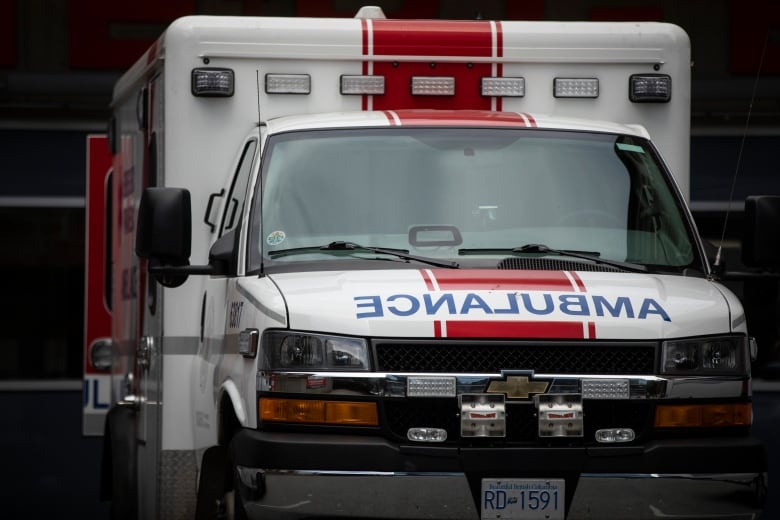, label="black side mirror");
[136,188,193,287]
[742,195,780,270]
